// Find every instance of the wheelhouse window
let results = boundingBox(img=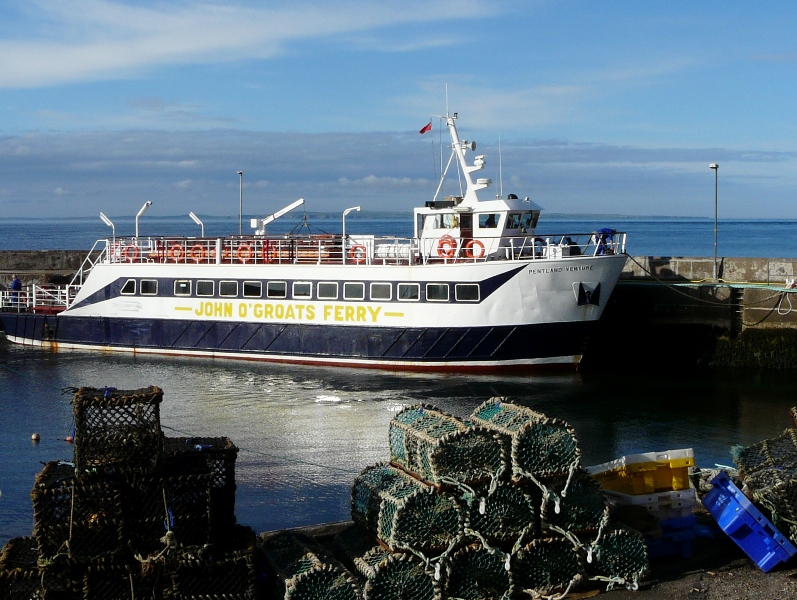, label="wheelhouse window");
[432,213,459,229]
[520,212,535,231]
[293,282,312,299]
[455,284,480,302]
[426,283,449,301]
[265,281,286,298]
[120,279,136,295]
[398,283,420,301]
[343,282,365,301]
[243,281,262,298]
[140,279,158,295]
[196,280,214,297]
[478,213,499,229]
[174,280,191,296]
[370,282,392,301]
[219,280,238,297]
[317,282,338,300]
[506,213,522,230]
